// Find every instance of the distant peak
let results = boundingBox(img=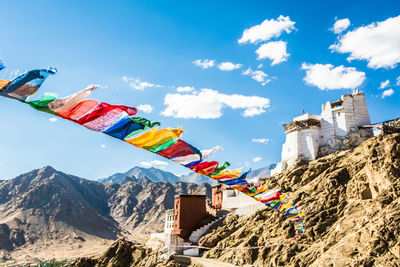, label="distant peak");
[39,165,57,173]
